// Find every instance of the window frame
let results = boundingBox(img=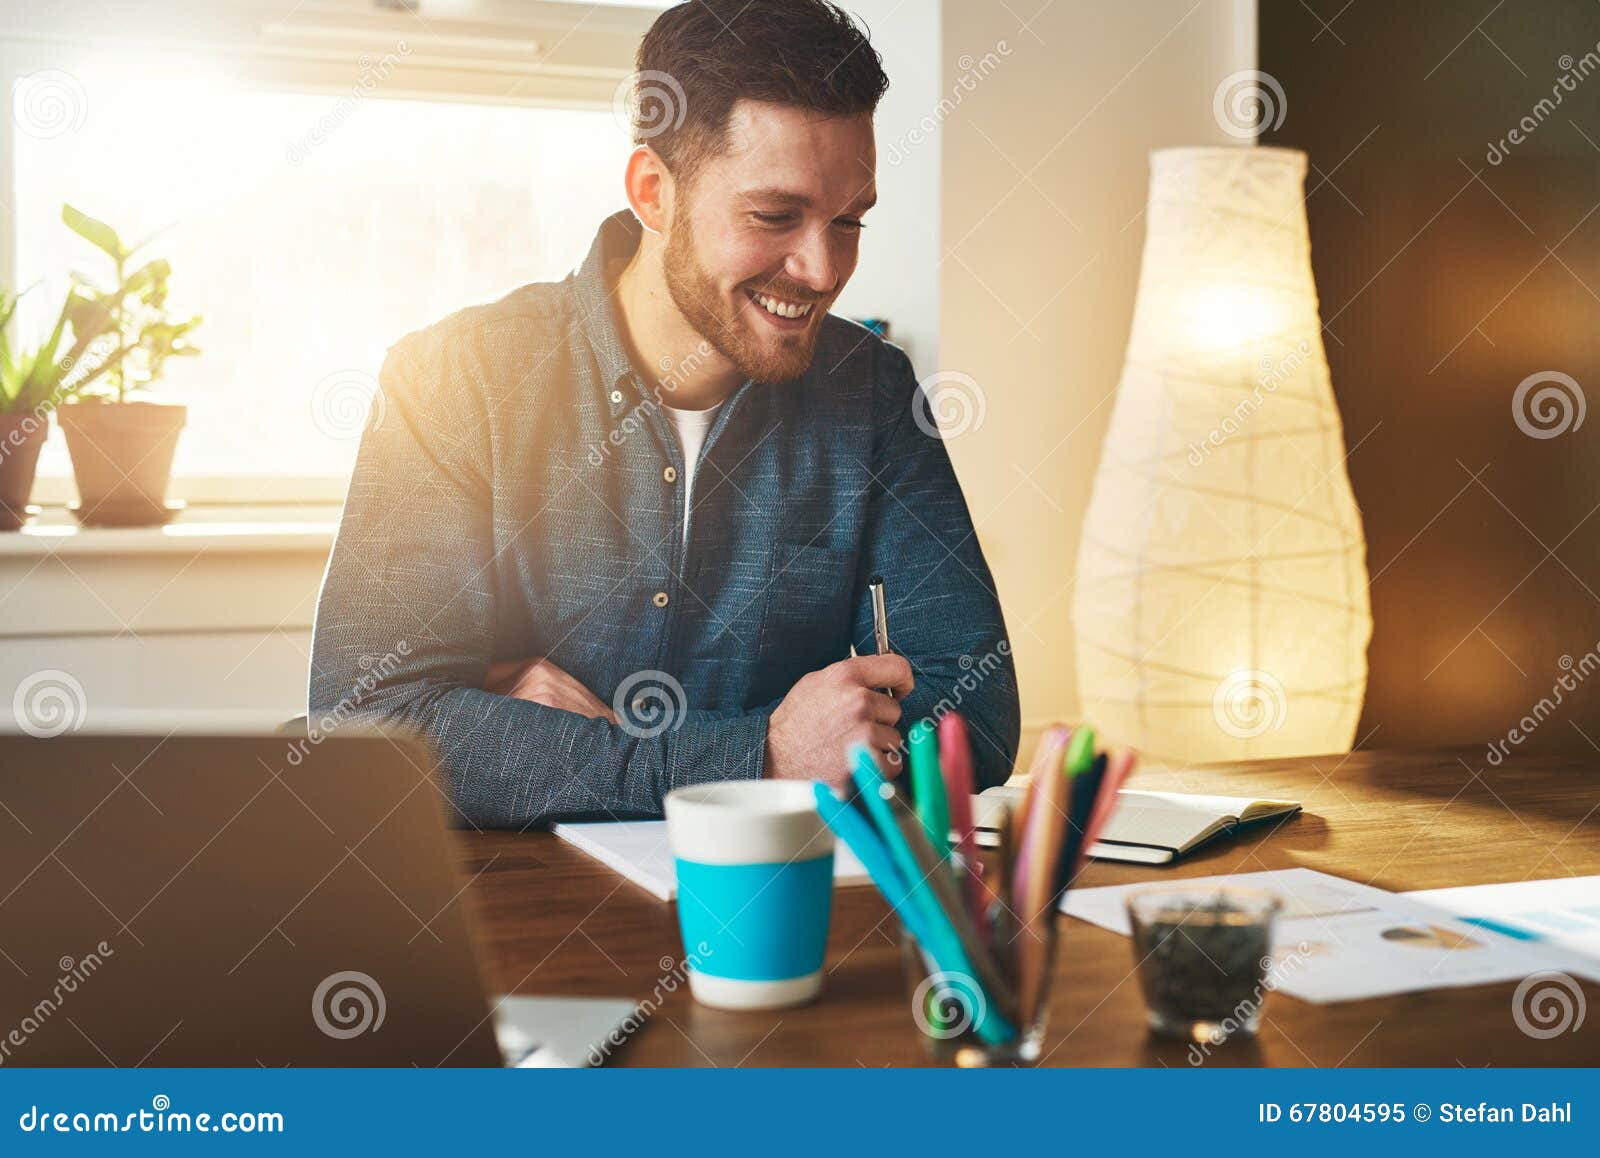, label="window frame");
[1,2,653,507]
